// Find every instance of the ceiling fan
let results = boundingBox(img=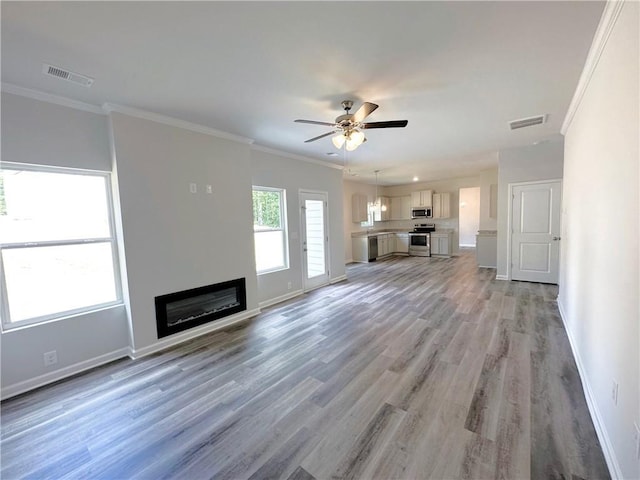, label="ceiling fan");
[295,100,408,151]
